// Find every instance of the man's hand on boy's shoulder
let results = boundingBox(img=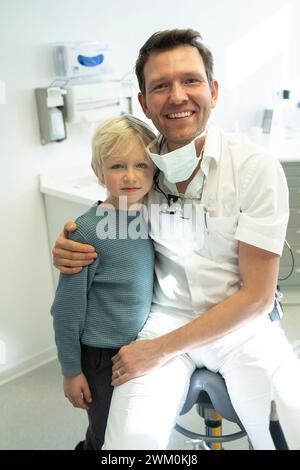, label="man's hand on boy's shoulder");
[52,220,97,274]
[63,373,93,410]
